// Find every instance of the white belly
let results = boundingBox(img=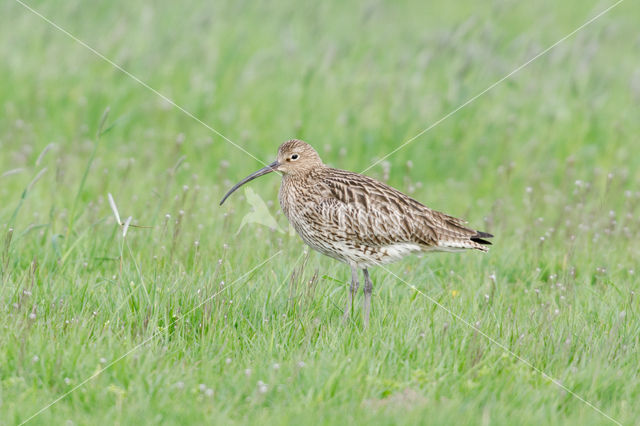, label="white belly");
[306,238,423,268]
